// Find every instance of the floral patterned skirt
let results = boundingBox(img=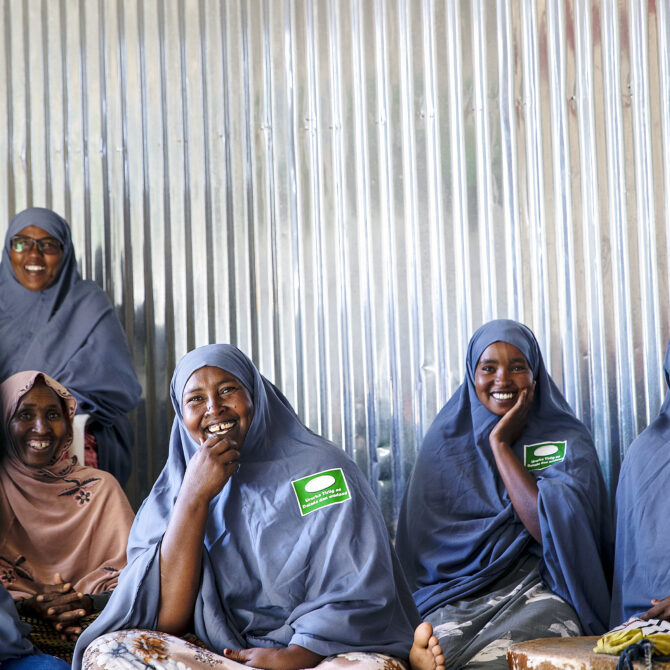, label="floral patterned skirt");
[83,629,409,670]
